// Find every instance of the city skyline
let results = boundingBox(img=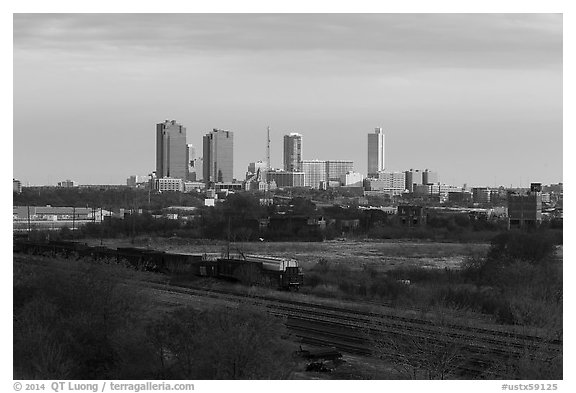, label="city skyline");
[13,14,562,187]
